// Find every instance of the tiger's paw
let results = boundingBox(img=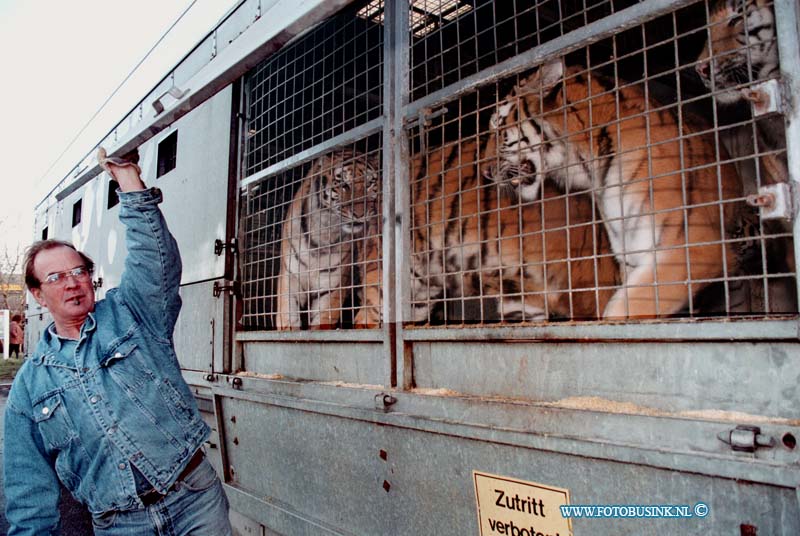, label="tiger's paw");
[354,309,381,329]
